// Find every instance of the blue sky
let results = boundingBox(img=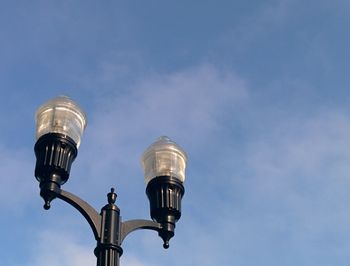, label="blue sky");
[1,0,350,265]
